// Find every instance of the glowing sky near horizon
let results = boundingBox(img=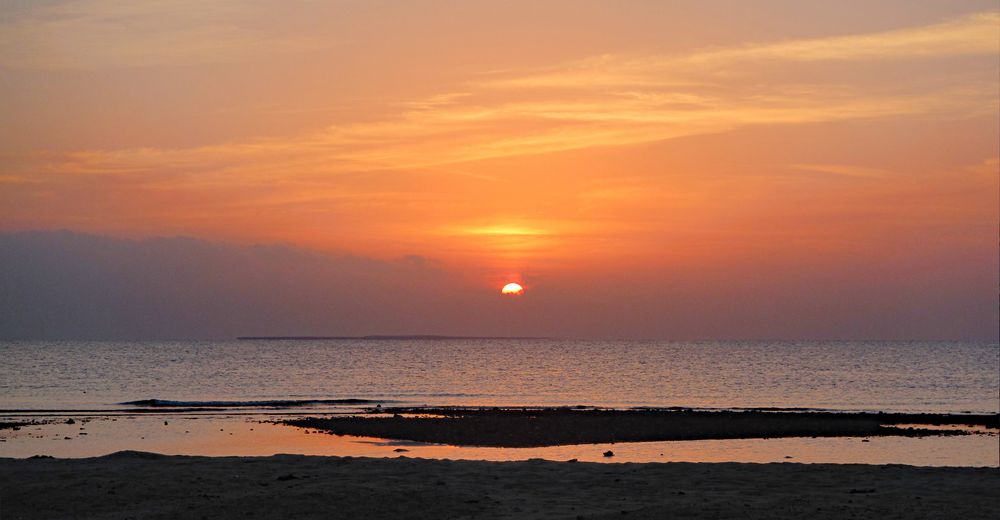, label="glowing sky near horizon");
[0,0,997,339]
